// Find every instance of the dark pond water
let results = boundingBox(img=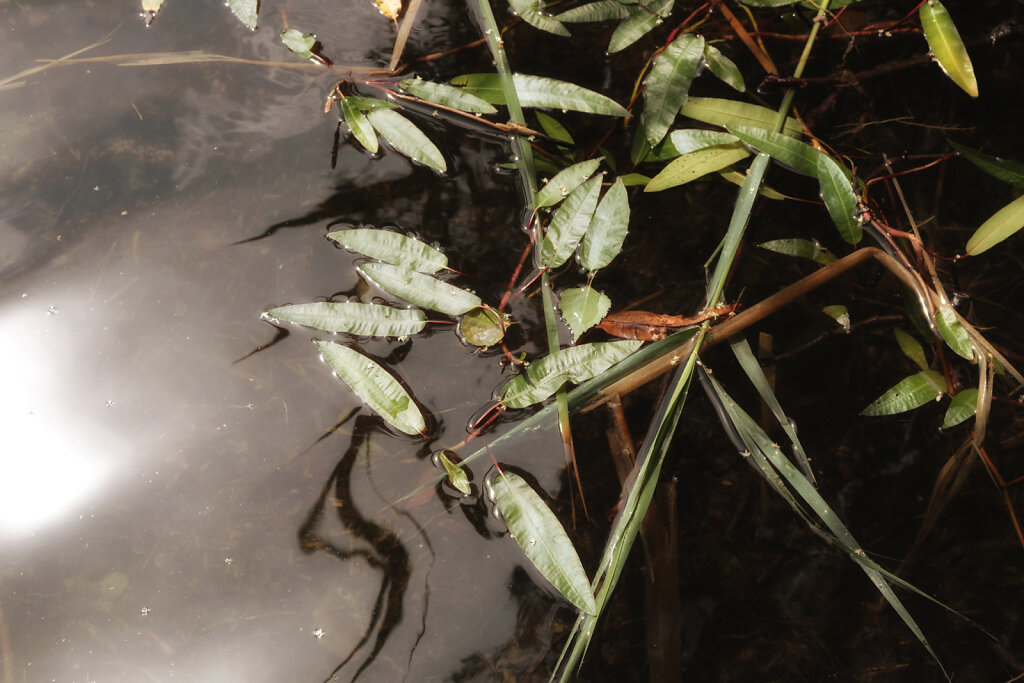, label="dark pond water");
[3,2,1023,682]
